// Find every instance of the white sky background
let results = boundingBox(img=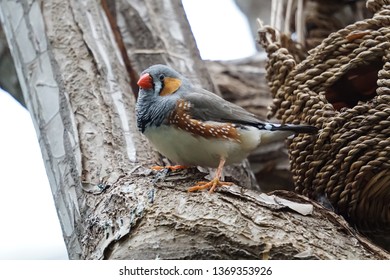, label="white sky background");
[0,0,255,259]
